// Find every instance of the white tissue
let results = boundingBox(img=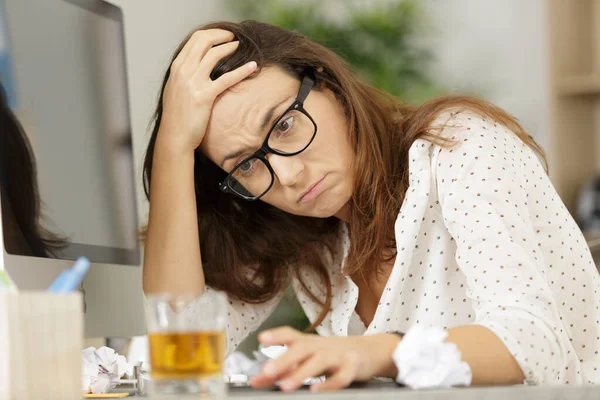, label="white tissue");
[82,346,133,394]
[392,325,472,389]
[225,352,259,377]
[89,373,111,394]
